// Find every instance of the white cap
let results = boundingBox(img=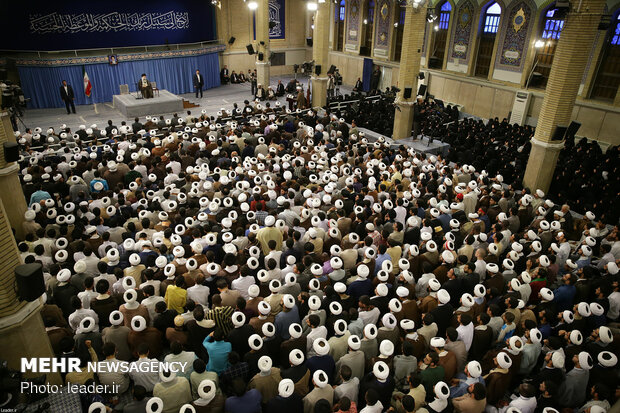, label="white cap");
[278,379,295,398]
[578,352,593,370]
[131,316,147,332]
[80,316,96,333]
[313,371,329,389]
[364,324,378,339]
[551,352,565,369]
[159,369,176,383]
[262,322,275,337]
[599,326,614,344]
[379,340,394,356]
[289,323,303,339]
[232,311,246,327]
[258,301,271,315]
[466,361,482,378]
[348,335,361,350]
[249,334,264,351]
[437,289,450,304]
[282,294,296,309]
[197,379,217,402]
[313,337,330,356]
[109,310,124,326]
[382,313,398,329]
[57,269,71,283]
[430,337,446,348]
[373,361,390,381]
[434,381,450,400]
[569,330,583,345]
[496,352,512,369]
[598,351,617,367]
[258,356,272,373]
